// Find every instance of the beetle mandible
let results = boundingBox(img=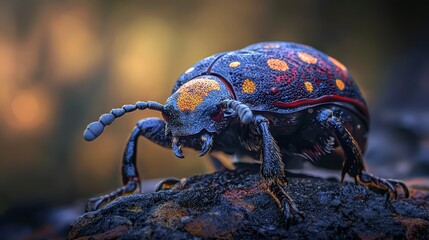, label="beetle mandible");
[83,41,409,221]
